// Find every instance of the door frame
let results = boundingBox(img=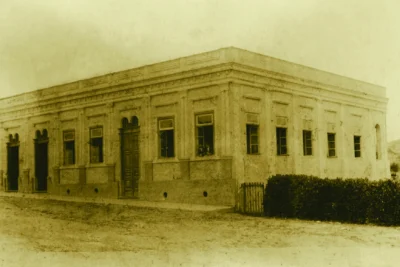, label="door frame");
[34,129,49,192]
[119,116,140,198]
[6,134,20,192]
